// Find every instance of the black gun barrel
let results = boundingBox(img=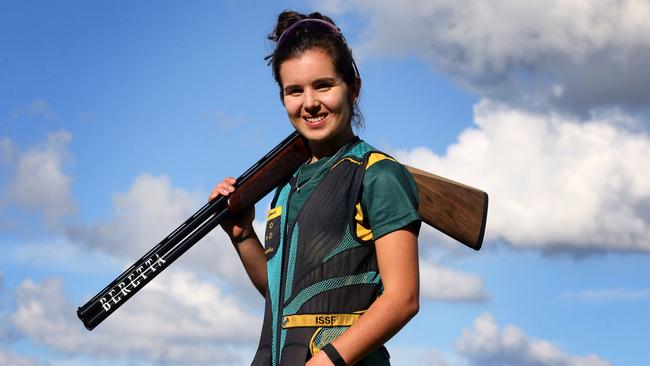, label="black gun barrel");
[77,132,309,330]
